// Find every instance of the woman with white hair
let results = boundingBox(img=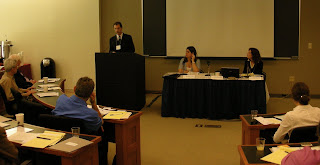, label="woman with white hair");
[8,54,36,89]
